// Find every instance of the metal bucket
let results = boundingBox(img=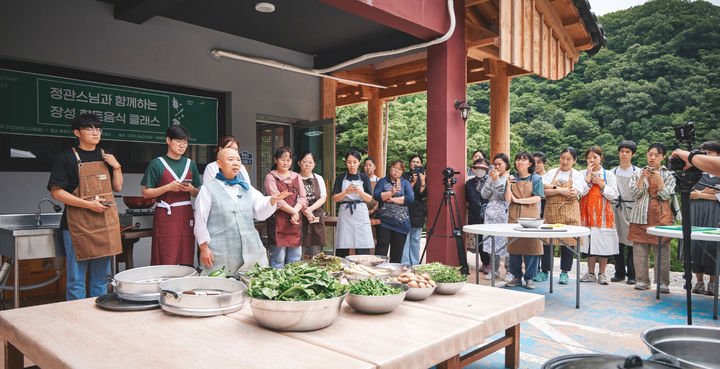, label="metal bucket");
[111,265,197,301]
[642,326,720,369]
[159,276,246,316]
